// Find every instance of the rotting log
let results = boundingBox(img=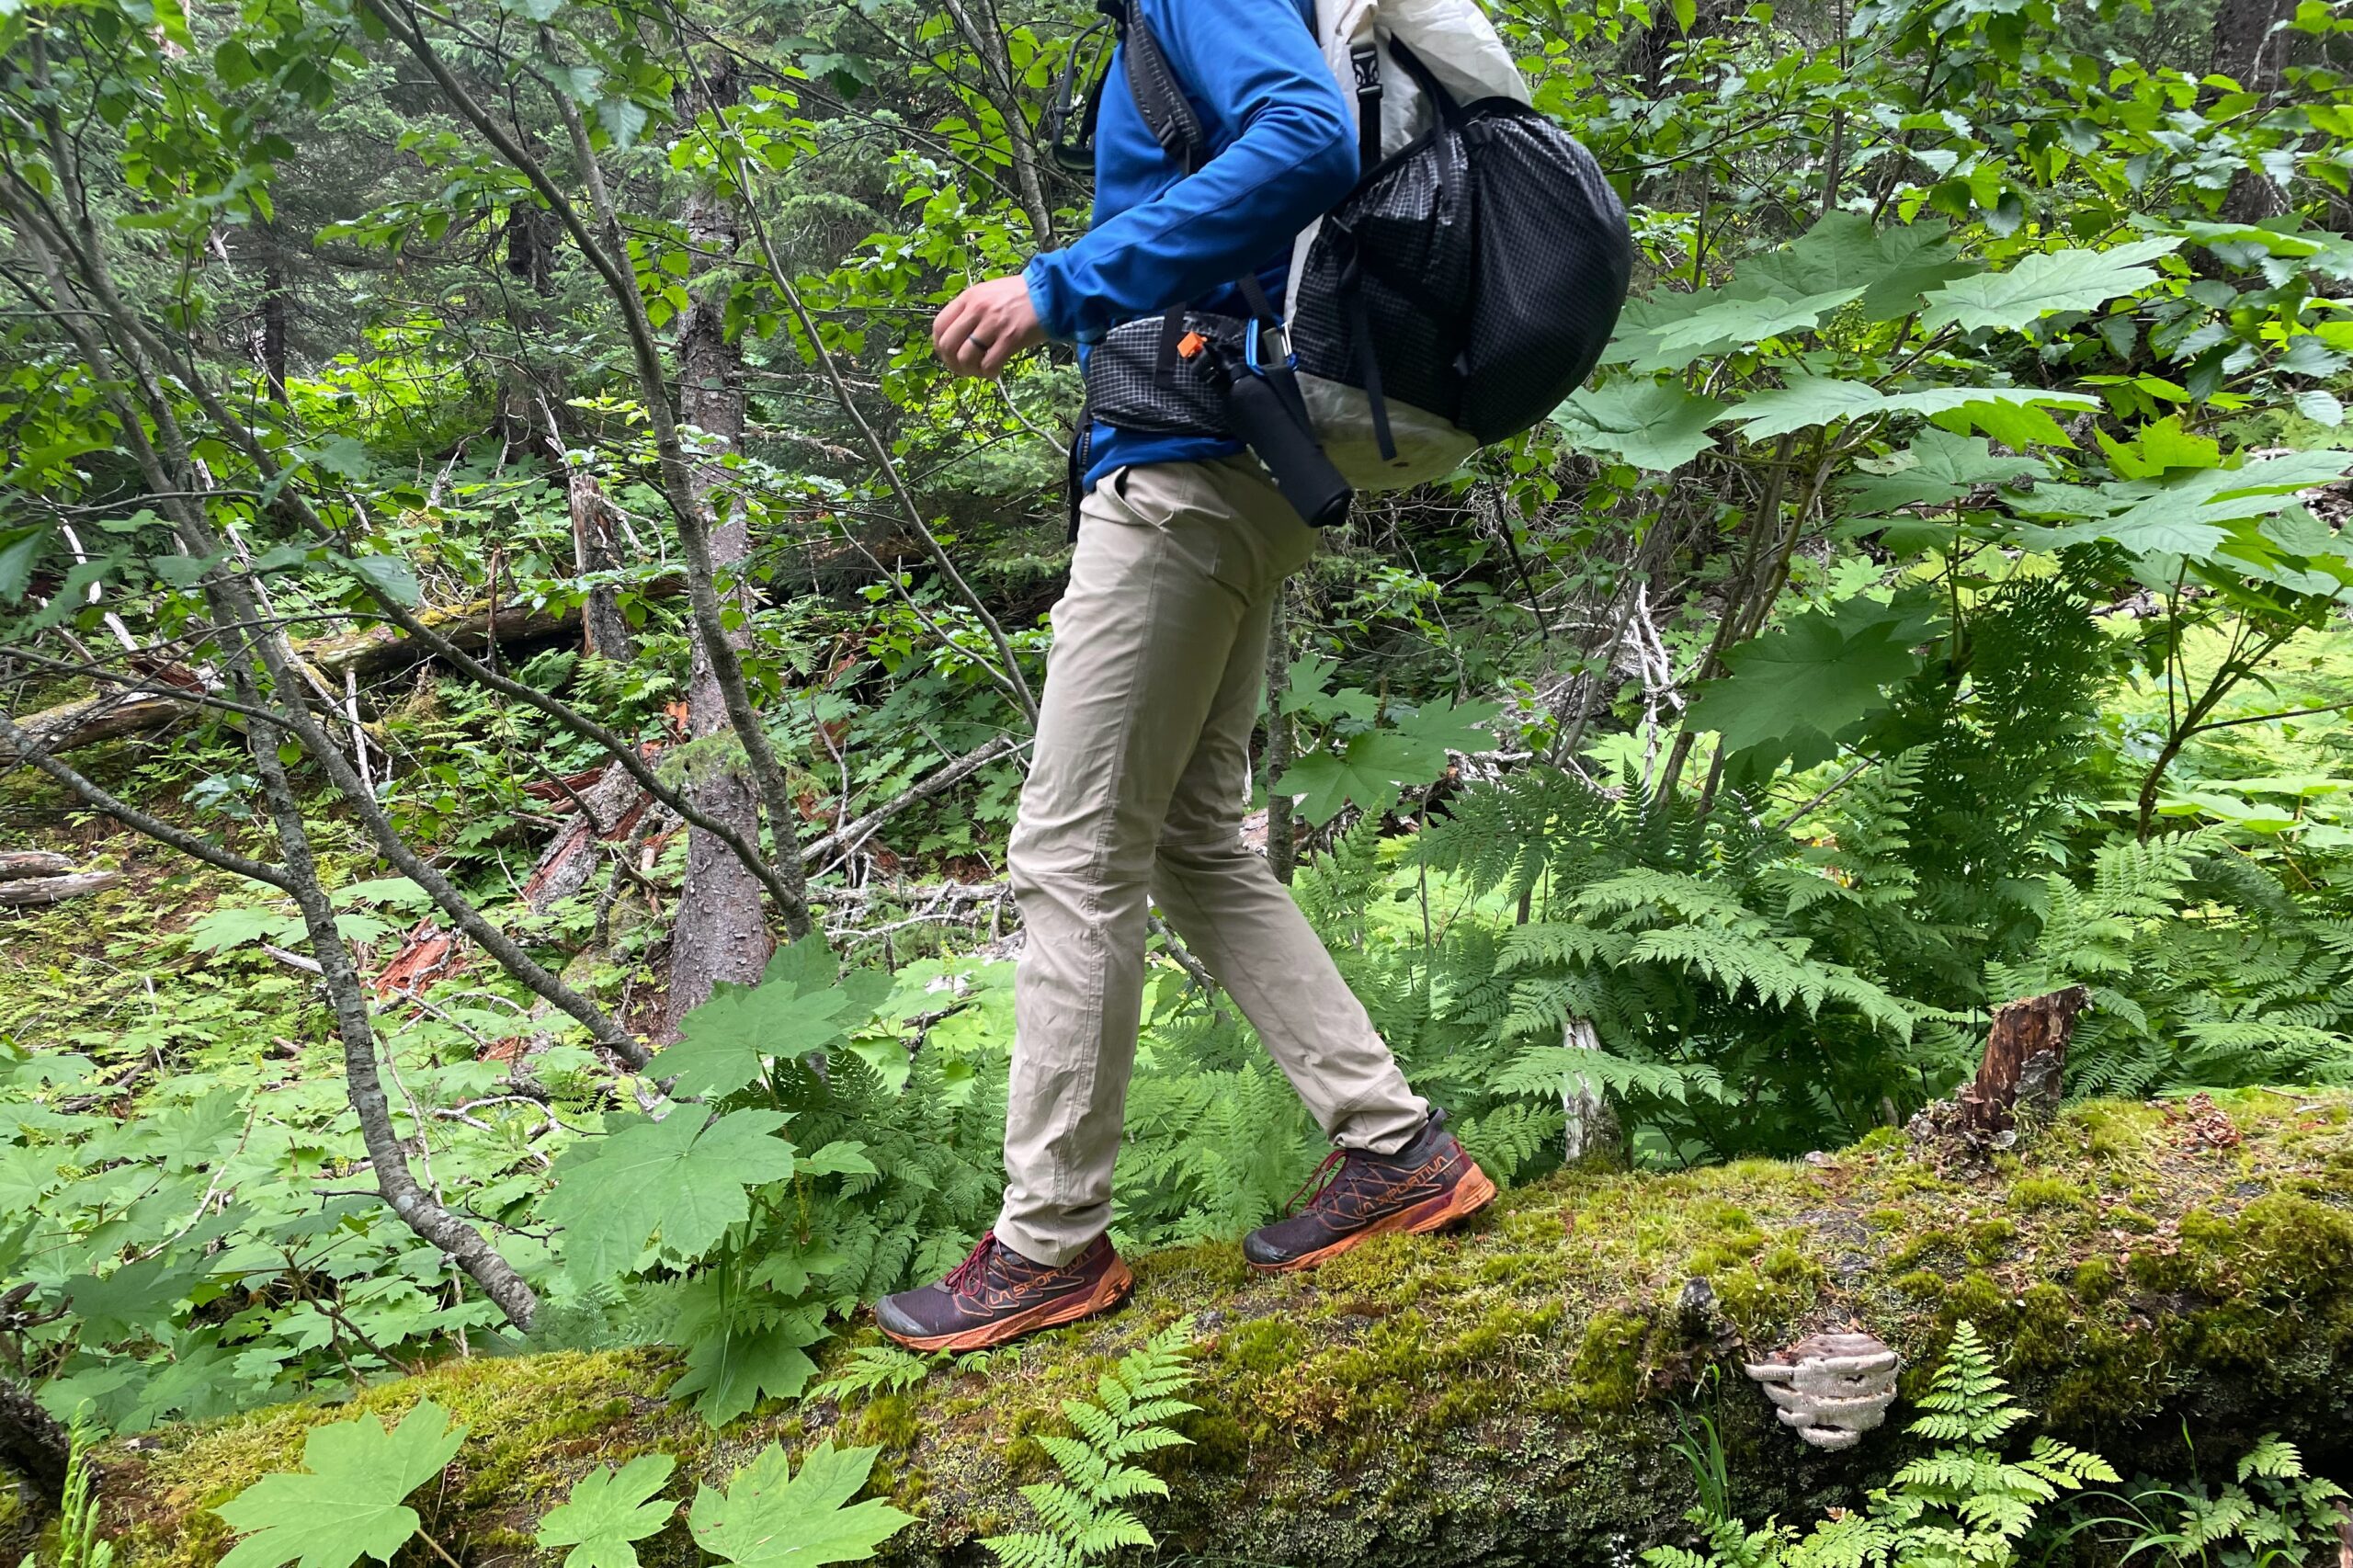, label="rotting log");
[97,1092,2353,1568]
[0,580,682,764]
[0,851,75,881]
